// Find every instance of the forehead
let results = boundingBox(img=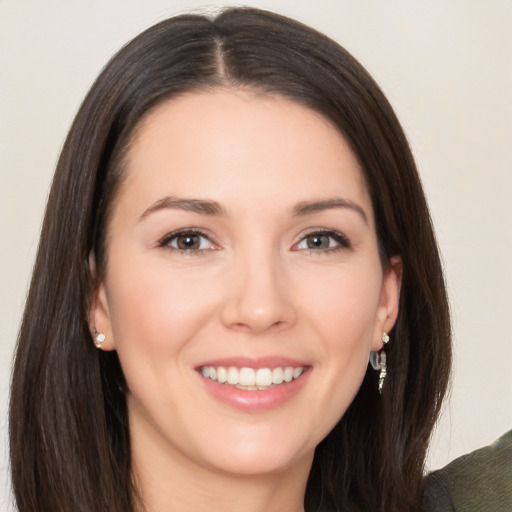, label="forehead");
[119,88,372,218]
